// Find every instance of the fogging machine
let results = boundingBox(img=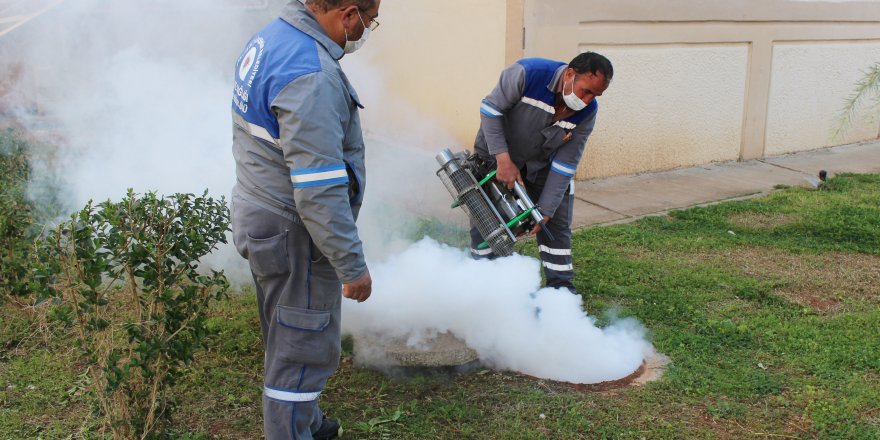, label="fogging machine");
[435,149,552,257]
